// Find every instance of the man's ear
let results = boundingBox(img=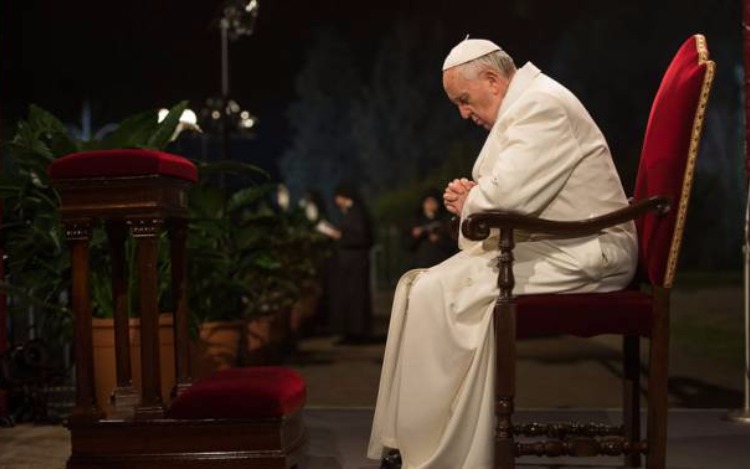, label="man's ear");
[481,69,500,87]
[482,69,504,93]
